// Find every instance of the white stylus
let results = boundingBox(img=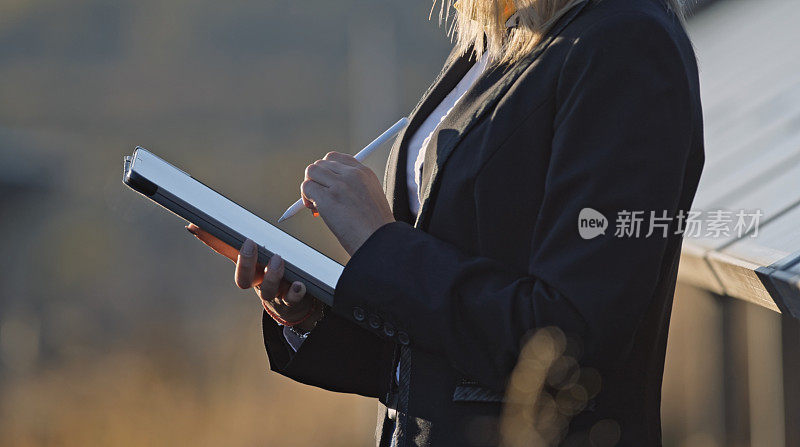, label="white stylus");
[277,117,409,223]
